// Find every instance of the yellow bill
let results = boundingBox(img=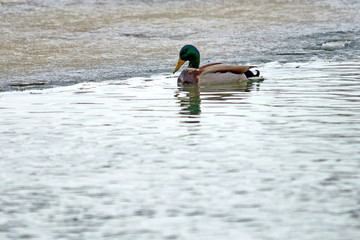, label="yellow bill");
[173,58,185,74]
